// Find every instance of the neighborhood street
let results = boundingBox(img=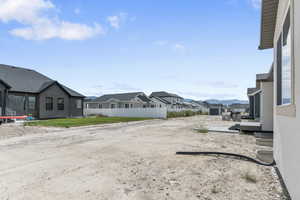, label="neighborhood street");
[0,116,283,200]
